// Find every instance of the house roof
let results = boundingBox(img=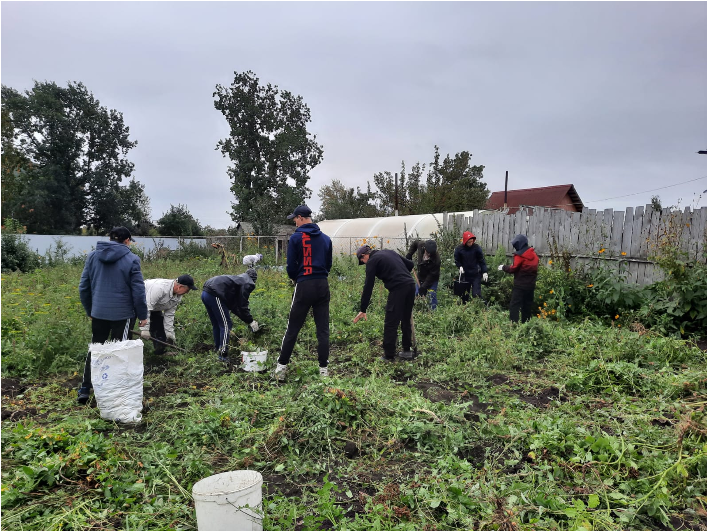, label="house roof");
[486,184,584,213]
